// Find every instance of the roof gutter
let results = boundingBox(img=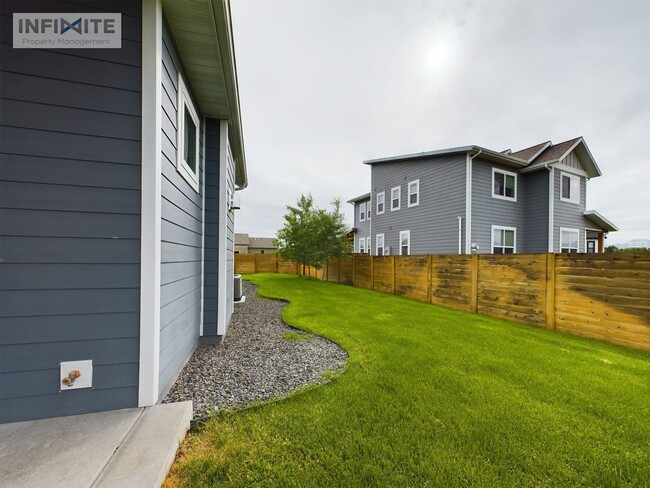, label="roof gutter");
[210,0,248,188]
